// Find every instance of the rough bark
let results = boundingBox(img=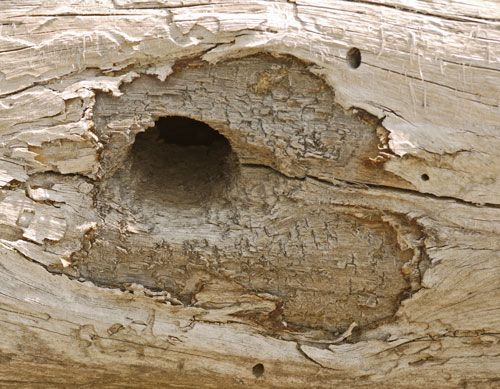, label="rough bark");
[1,1,500,388]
